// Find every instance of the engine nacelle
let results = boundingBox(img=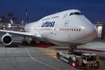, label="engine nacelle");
[1,33,12,45]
